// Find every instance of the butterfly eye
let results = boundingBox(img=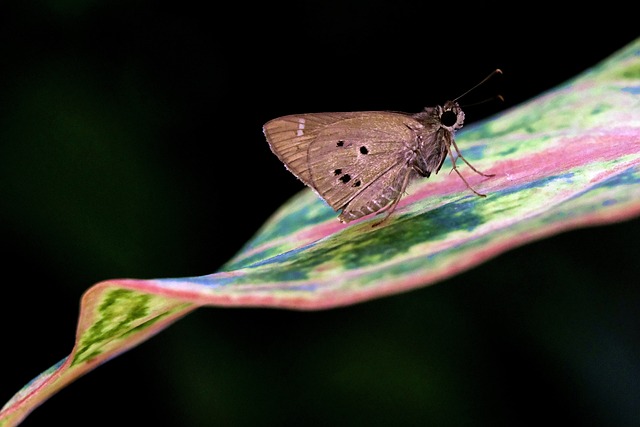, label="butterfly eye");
[441,110,457,127]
